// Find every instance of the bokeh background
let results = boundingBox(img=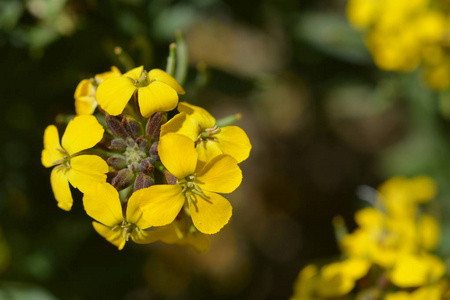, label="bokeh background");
[2,0,450,299]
